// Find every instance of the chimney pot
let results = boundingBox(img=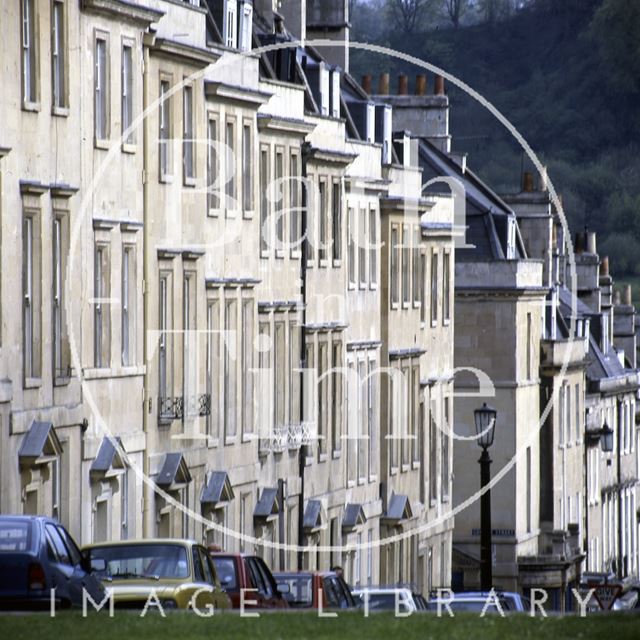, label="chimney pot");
[587,232,597,255]
[600,255,609,276]
[434,75,445,95]
[361,74,372,95]
[378,72,389,95]
[415,74,427,96]
[624,284,632,306]
[398,74,408,95]
[523,171,534,193]
[574,232,586,254]
[614,289,622,305]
